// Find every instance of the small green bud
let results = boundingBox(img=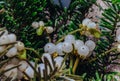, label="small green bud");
[36,26,44,36]
[18,49,27,60]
